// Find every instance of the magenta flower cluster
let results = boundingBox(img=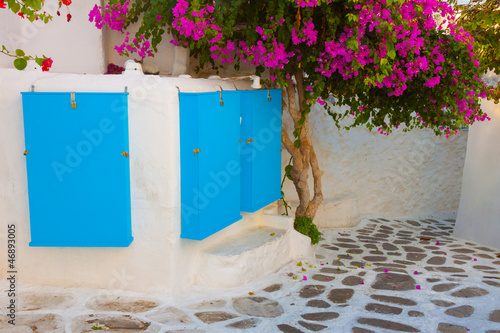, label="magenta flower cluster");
[89,2,129,31]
